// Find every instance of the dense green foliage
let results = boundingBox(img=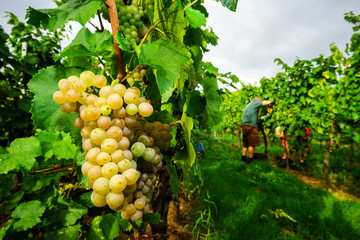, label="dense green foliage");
[0,13,64,146]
